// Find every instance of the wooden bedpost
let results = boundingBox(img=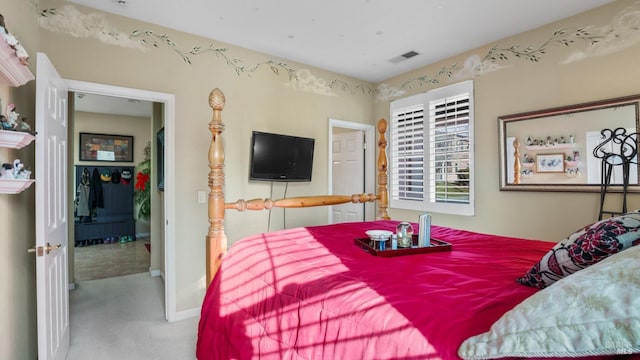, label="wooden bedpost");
[206,88,227,287]
[377,119,390,220]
